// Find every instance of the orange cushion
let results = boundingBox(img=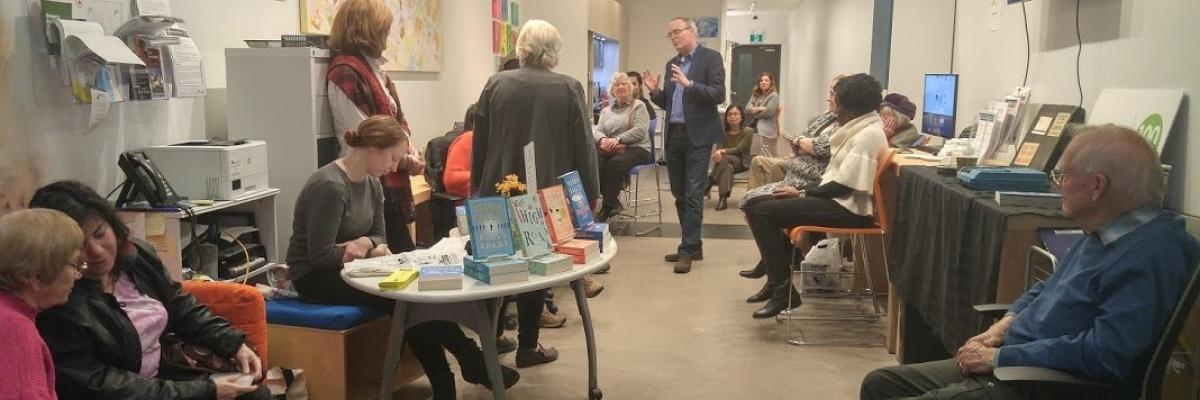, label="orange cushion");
[180,281,268,367]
